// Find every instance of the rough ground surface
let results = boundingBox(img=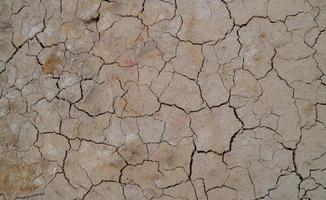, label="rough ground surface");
[0,0,326,199]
